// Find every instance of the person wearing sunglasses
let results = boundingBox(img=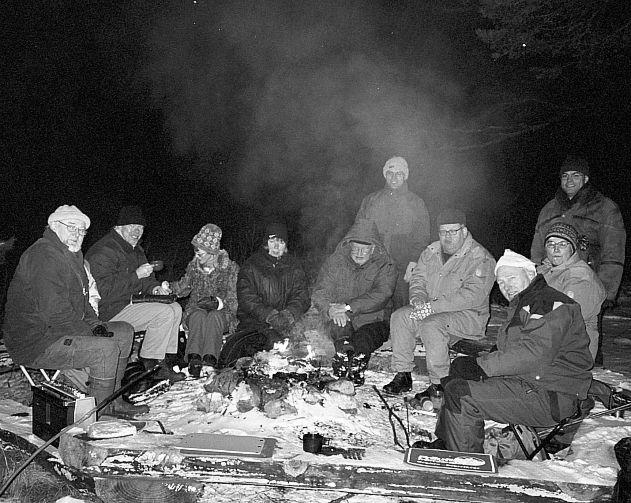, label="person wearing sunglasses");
[3,205,147,418]
[383,209,495,402]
